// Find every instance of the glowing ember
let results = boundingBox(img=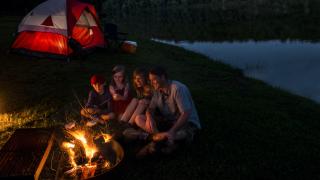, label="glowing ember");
[81,163,97,179]
[104,161,111,169]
